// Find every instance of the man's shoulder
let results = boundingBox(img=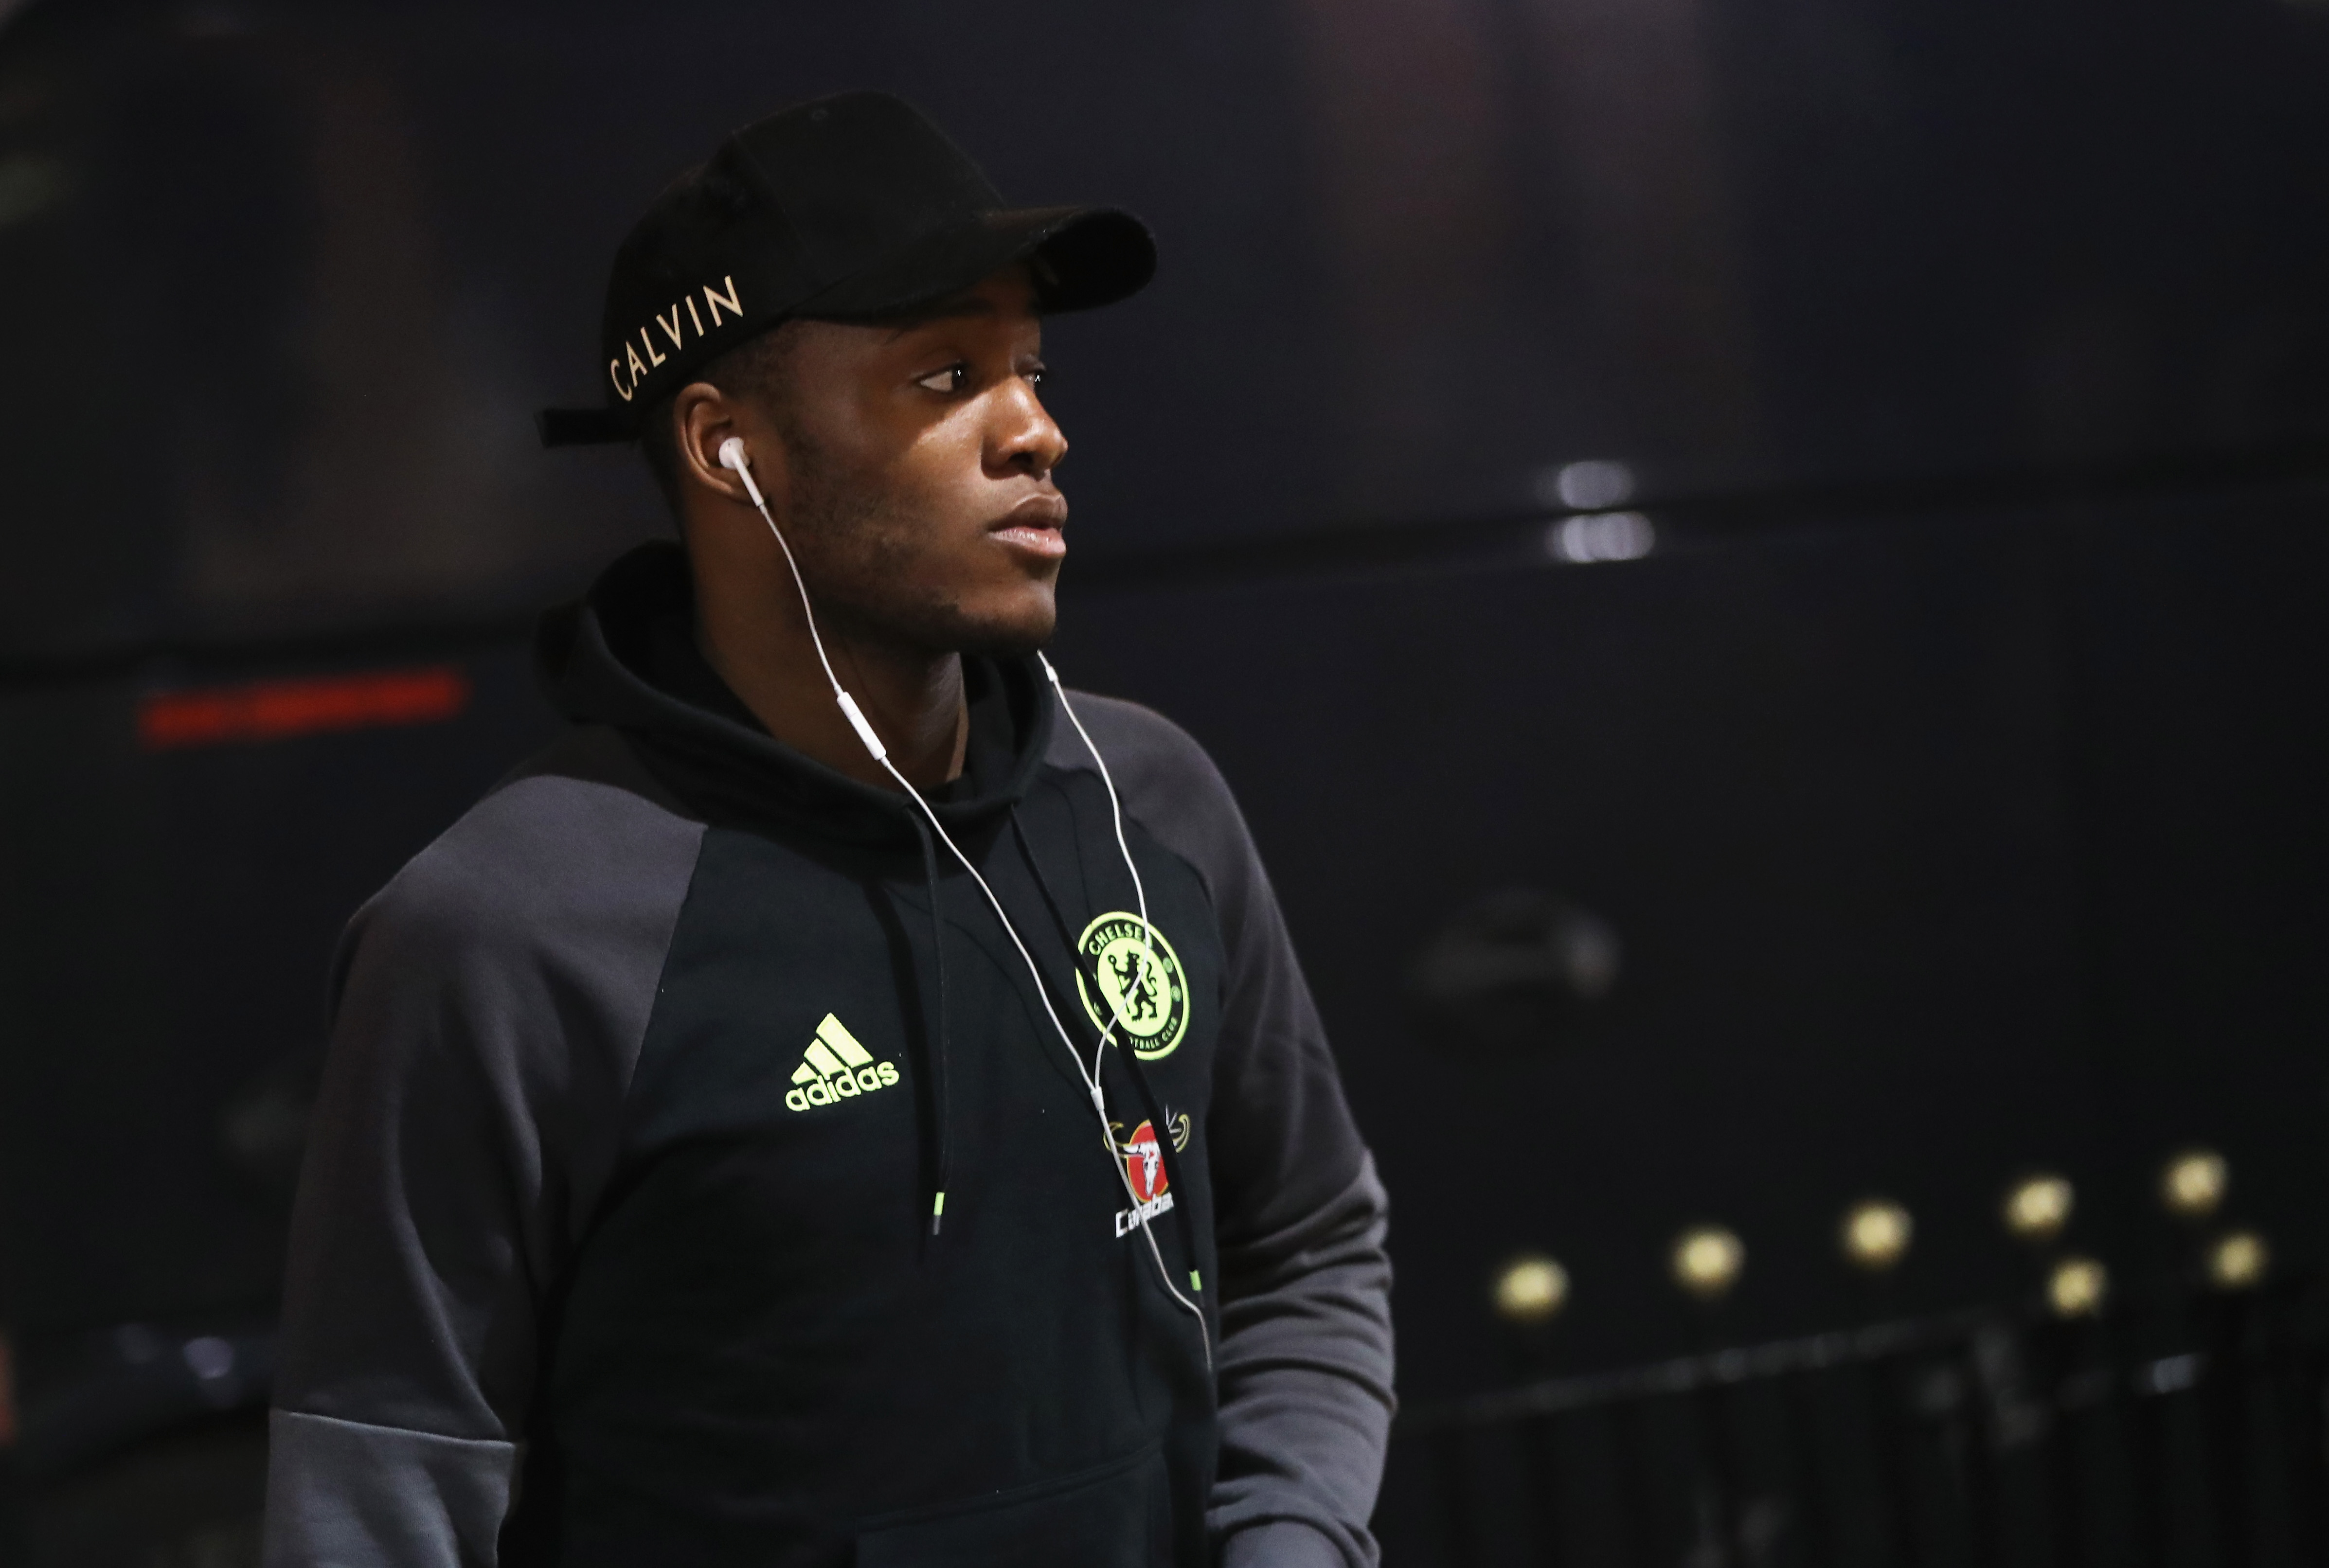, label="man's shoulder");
[1043,691,1255,900]
[354,725,705,965]
[1042,691,1230,802]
